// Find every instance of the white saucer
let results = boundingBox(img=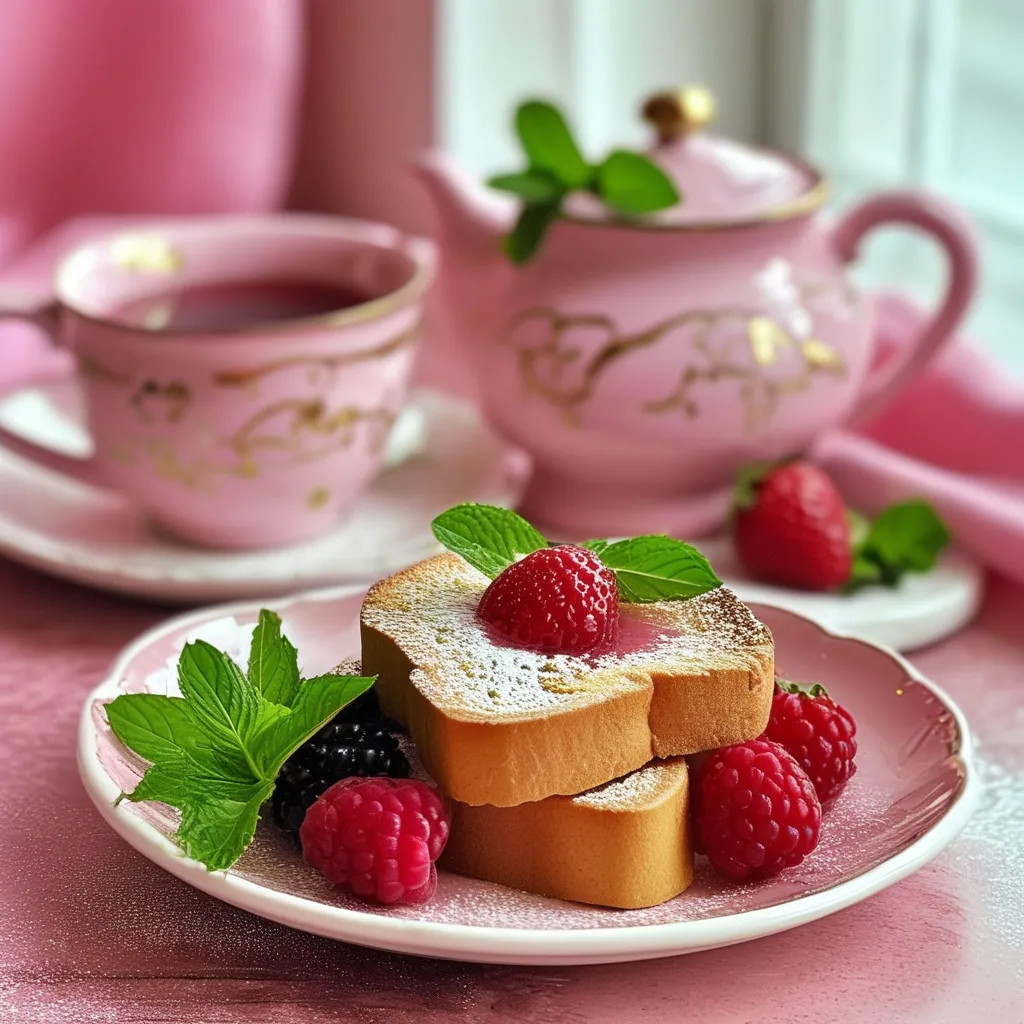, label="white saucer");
[699,536,984,652]
[0,387,530,604]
